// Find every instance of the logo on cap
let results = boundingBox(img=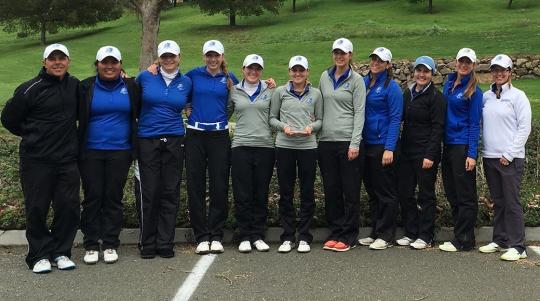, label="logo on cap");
[496,55,503,61]
[210,41,215,46]
[377,47,385,52]
[253,55,259,60]
[107,47,113,53]
[337,39,344,45]
[296,57,302,61]
[464,49,470,53]
[165,42,171,48]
